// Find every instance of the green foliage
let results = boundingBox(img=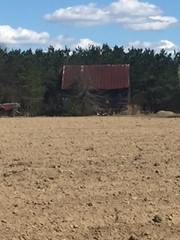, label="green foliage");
[0,44,180,115]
